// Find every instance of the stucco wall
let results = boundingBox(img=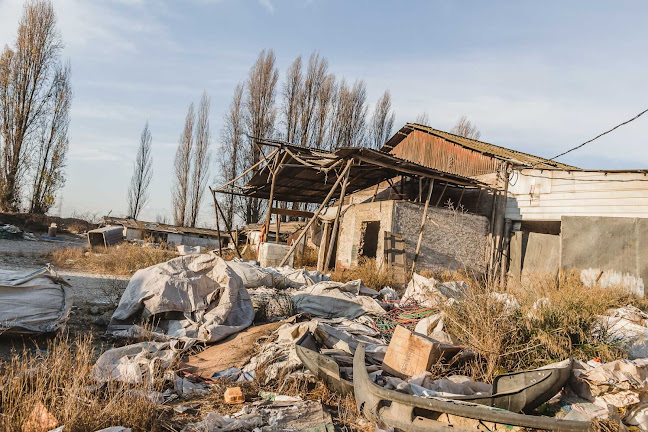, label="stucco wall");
[392,202,489,274]
[561,216,648,296]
